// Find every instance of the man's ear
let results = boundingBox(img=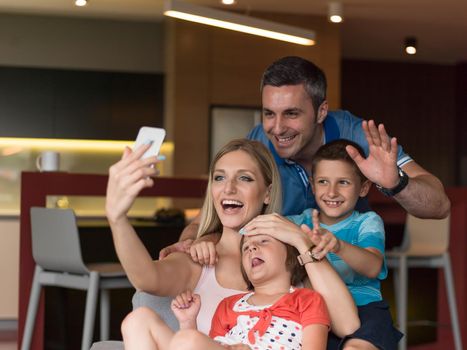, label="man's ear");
[359,180,372,197]
[310,177,316,195]
[317,101,328,124]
